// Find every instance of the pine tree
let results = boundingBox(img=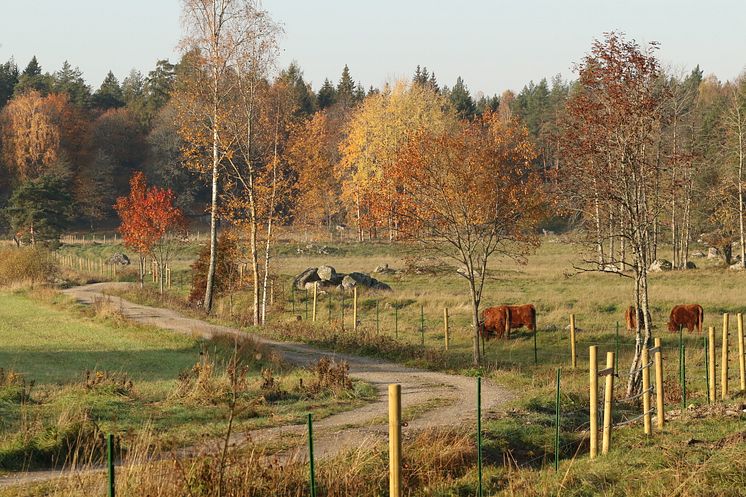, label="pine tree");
[14,56,51,95]
[450,76,476,119]
[53,61,90,107]
[336,65,355,107]
[278,62,316,117]
[0,59,19,107]
[22,56,41,77]
[317,78,337,109]
[92,71,125,110]
[145,59,176,117]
